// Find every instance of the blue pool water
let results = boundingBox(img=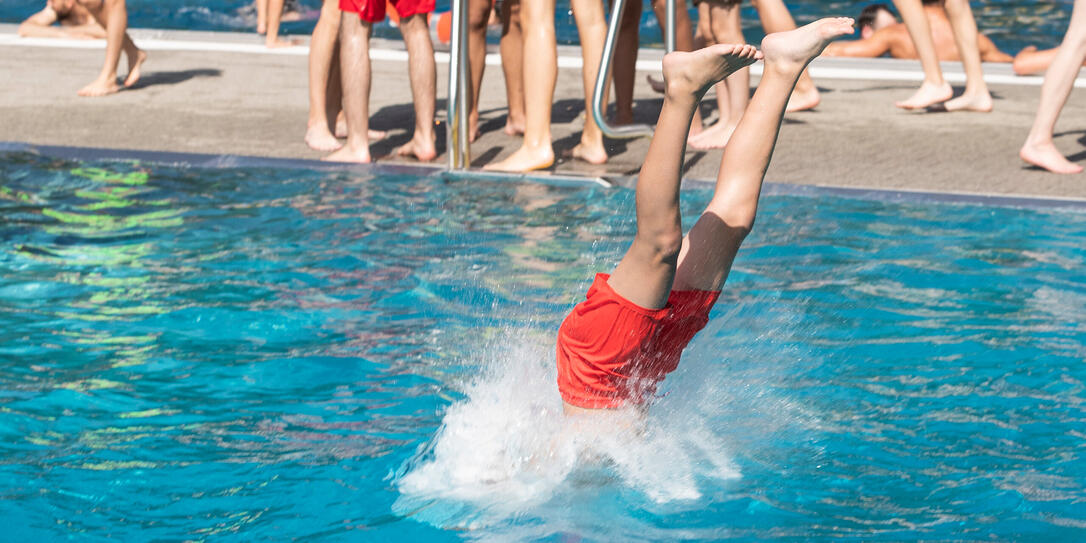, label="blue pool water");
[0,0,1078,53]
[1,153,1084,540]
